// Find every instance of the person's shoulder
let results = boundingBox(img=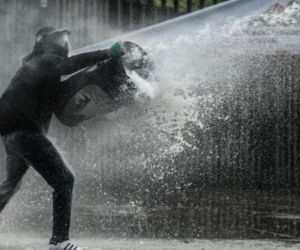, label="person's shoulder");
[36,54,65,73]
[40,53,64,64]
